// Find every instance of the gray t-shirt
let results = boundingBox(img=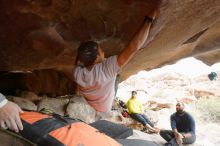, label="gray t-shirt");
[74,56,121,112]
